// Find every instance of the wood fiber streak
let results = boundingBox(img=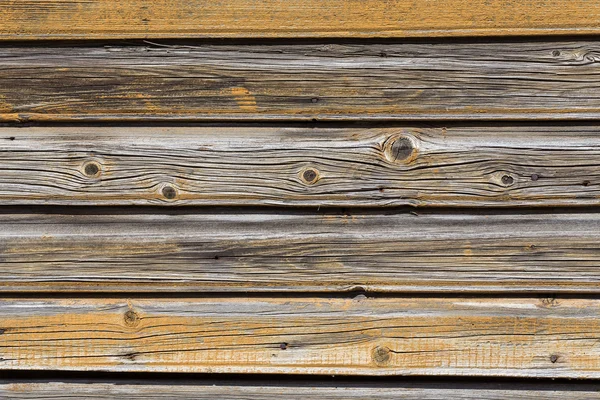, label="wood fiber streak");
[1,0,600,39]
[2,381,600,399]
[2,210,600,293]
[1,297,600,377]
[3,43,600,121]
[1,126,600,207]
